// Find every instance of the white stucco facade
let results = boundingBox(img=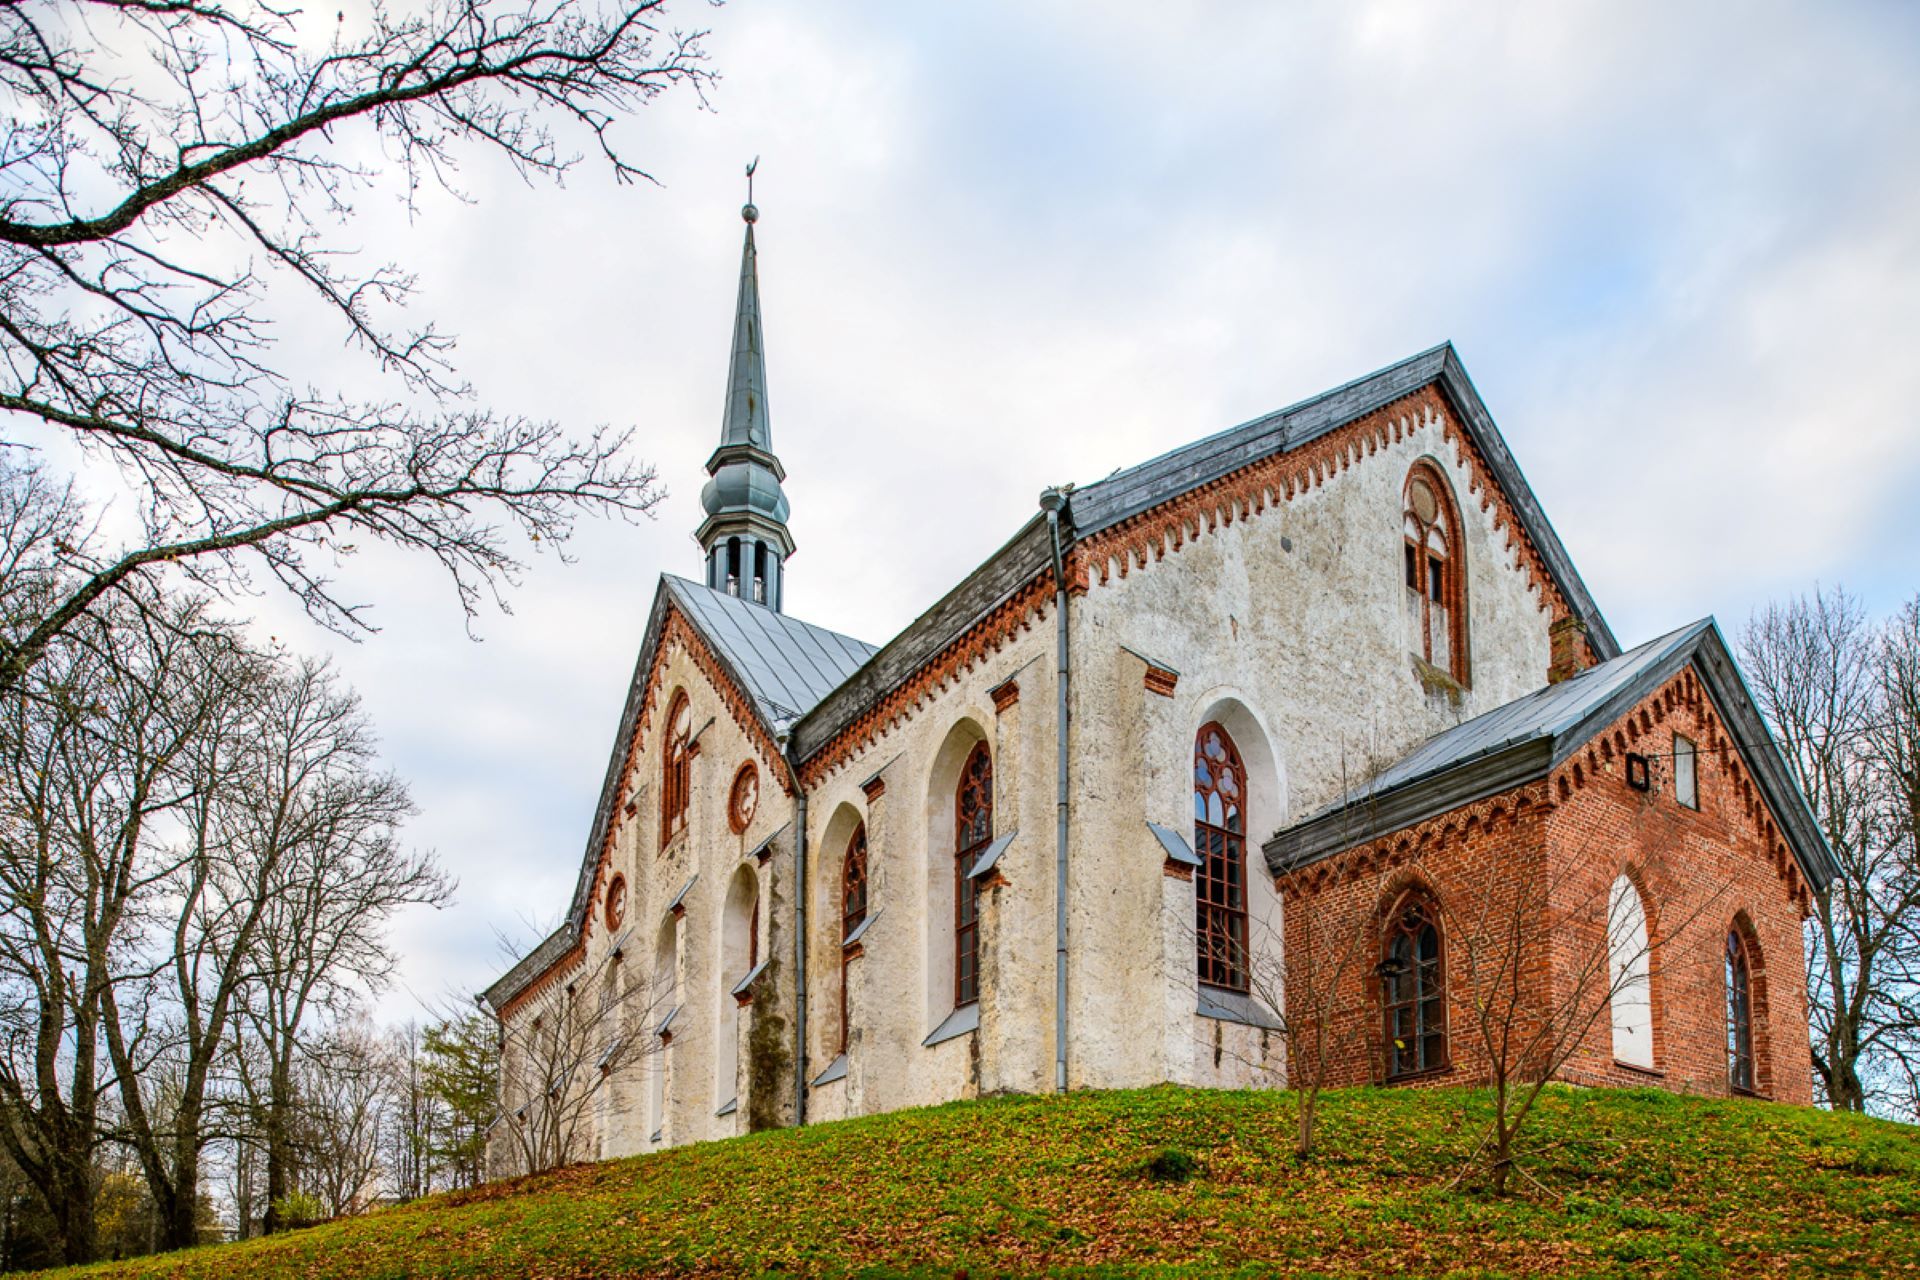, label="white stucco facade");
[485,363,1604,1169]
